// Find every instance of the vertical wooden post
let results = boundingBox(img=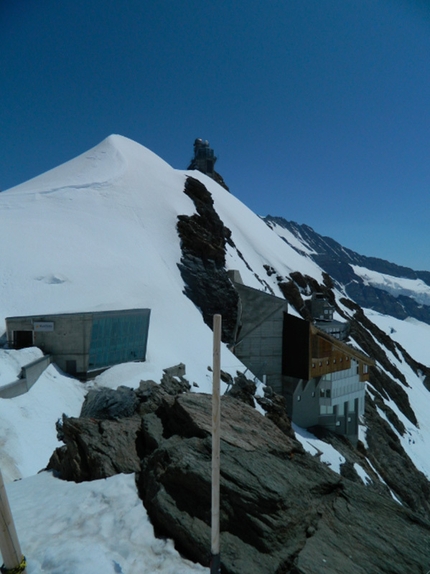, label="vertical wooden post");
[0,468,26,573]
[211,314,222,574]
